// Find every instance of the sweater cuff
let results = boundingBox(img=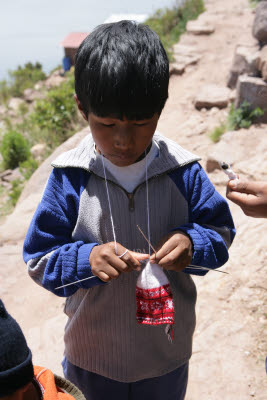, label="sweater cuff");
[77,243,104,288]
